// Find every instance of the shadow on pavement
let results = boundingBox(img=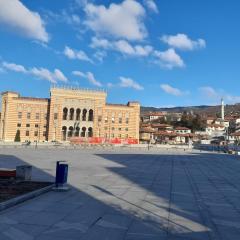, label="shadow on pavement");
[0,150,239,240]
